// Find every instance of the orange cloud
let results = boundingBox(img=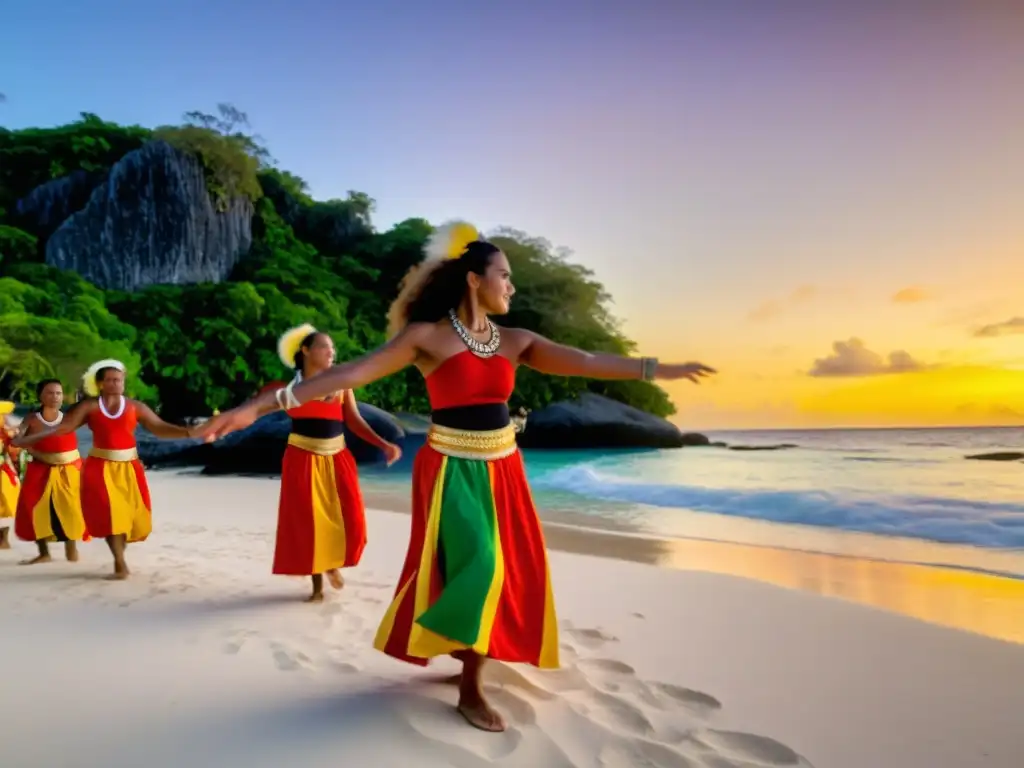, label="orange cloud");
[747,284,816,322]
[974,316,1024,338]
[892,286,931,304]
[808,338,928,377]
